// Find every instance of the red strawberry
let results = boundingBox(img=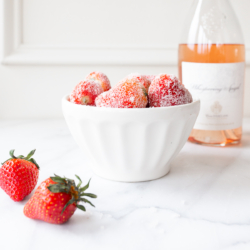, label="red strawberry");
[0,149,40,202]
[85,71,111,92]
[24,174,97,224]
[148,74,193,107]
[125,73,151,92]
[70,80,103,106]
[95,78,148,108]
